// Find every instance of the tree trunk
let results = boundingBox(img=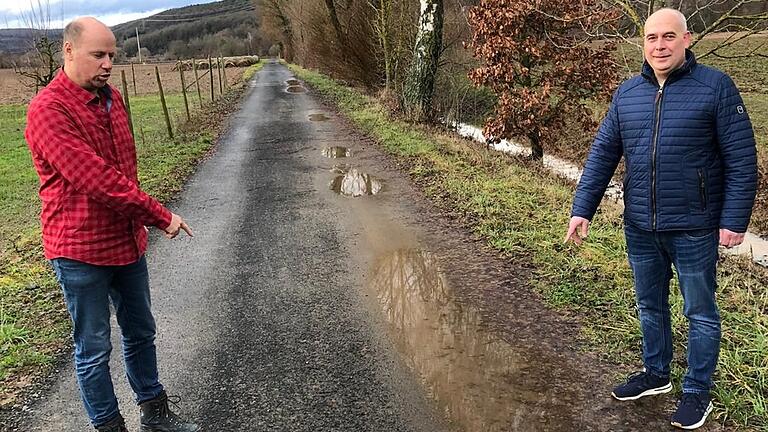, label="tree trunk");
[402,0,444,122]
[529,133,544,162]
